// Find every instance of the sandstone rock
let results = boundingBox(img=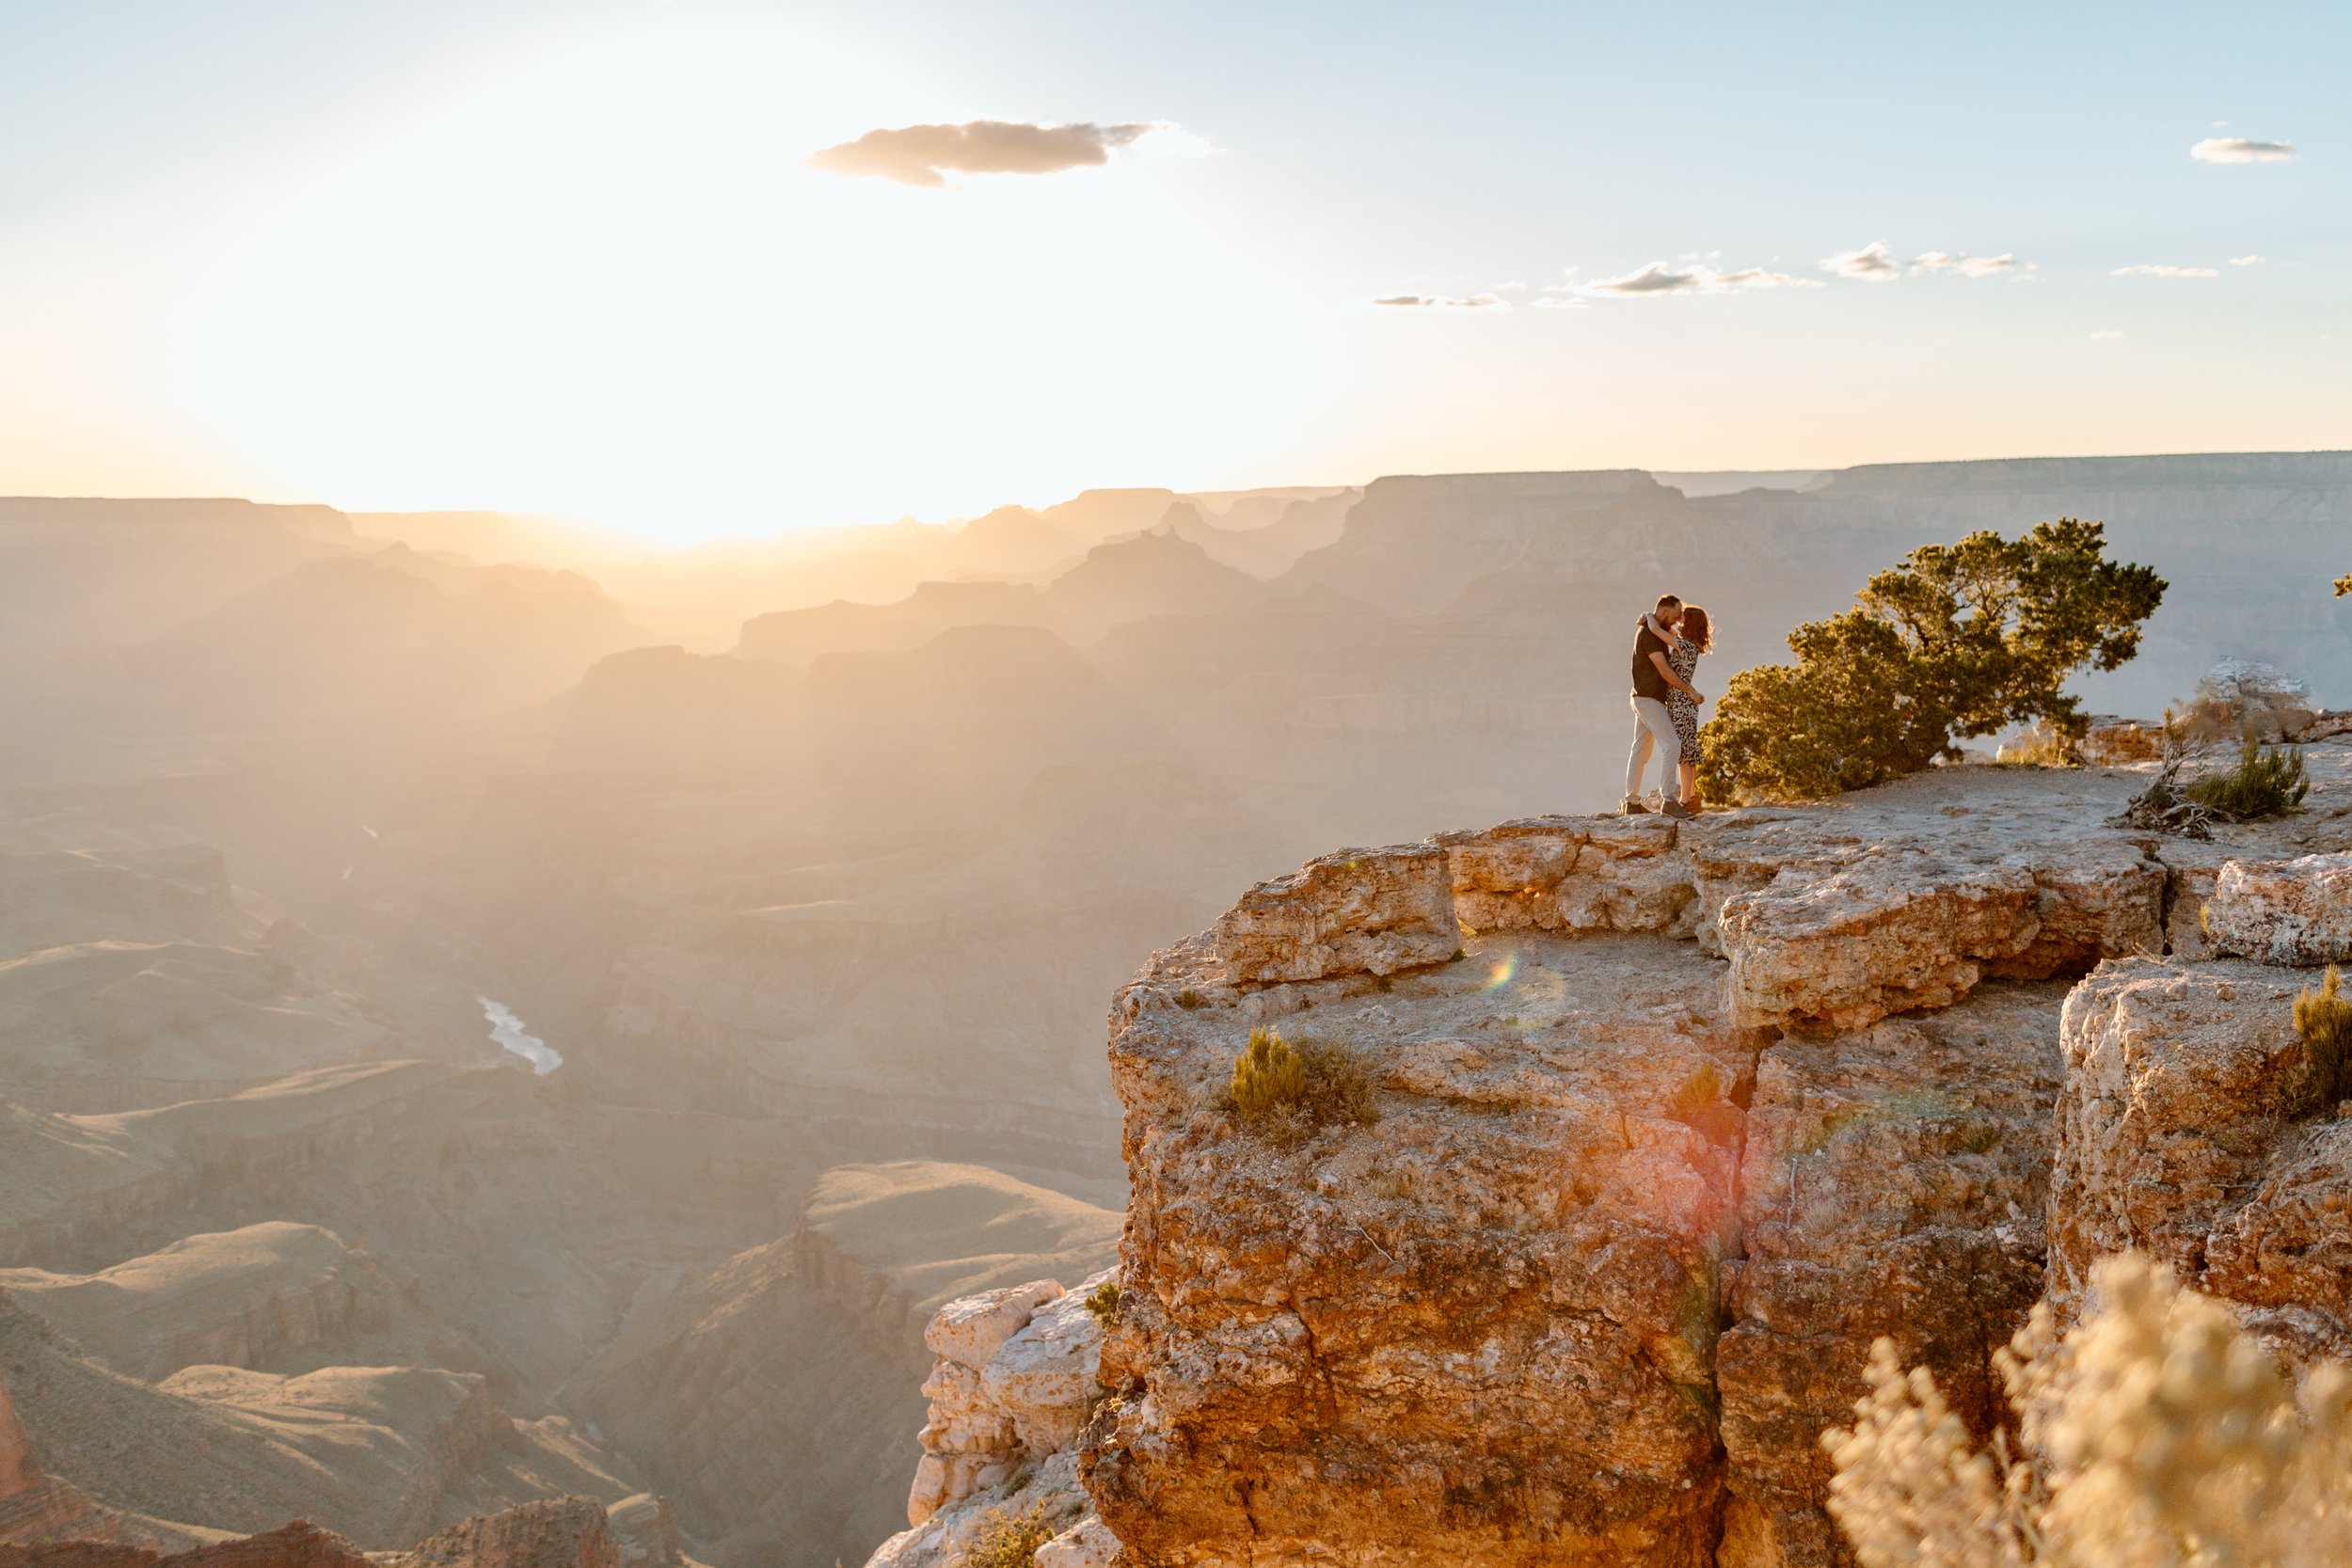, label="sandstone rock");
[1435,815,1693,938]
[869,1276,1111,1568]
[1718,986,2065,1566]
[2080,716,2166,767]
[2048,956,2352,1360]
[2046,958,2314,1309]
[1721,853,2042,1030]
[1210,844,1457,983]
[923,1281,1062,1373]
[1031,1515,1117,1568]
[1088,929,1756,1568]
[977,1275,1109,1456]
[1718,840,2165,1031]
[393,1499,619,1568]
[2204,851,2352,967]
